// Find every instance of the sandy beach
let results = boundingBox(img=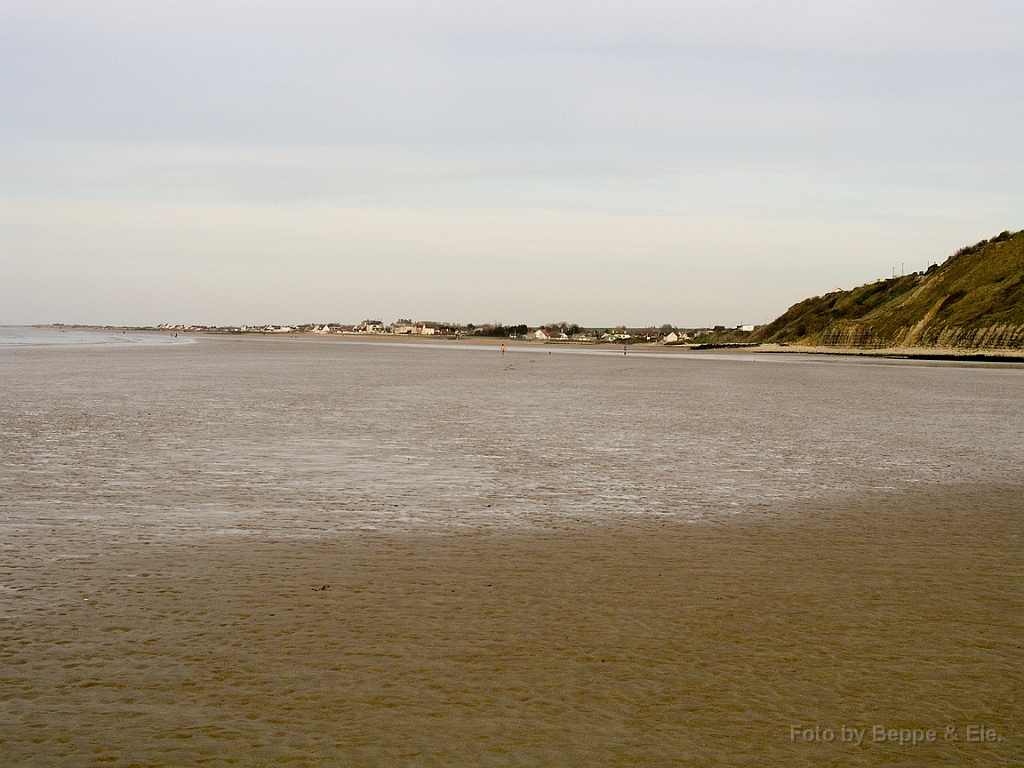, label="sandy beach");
[2,331,1022,766]
[749,343,1024,362]
[2,482,1021,767]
